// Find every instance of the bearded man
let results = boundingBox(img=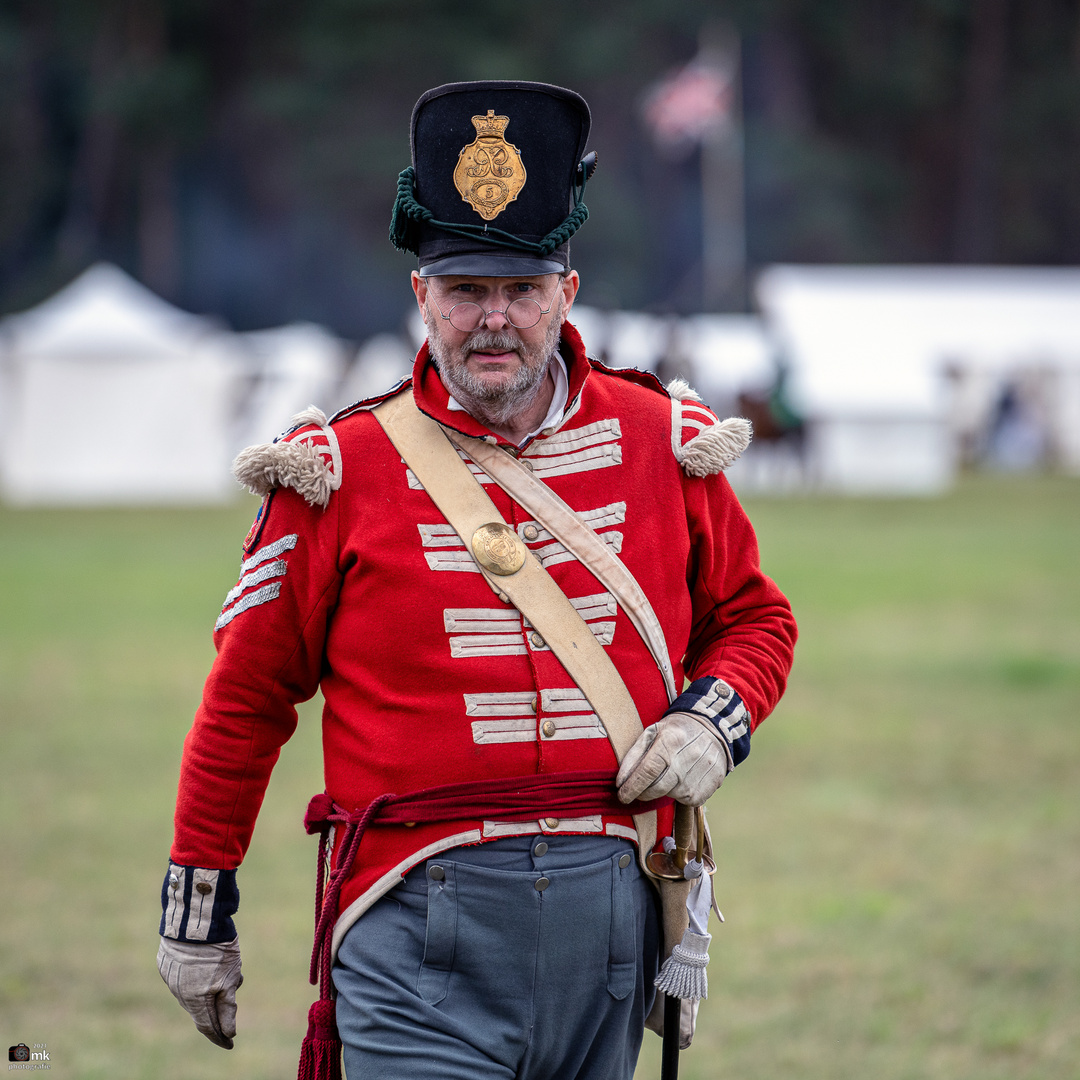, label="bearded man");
[157,80,796,1080]
[417,272,574,441]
